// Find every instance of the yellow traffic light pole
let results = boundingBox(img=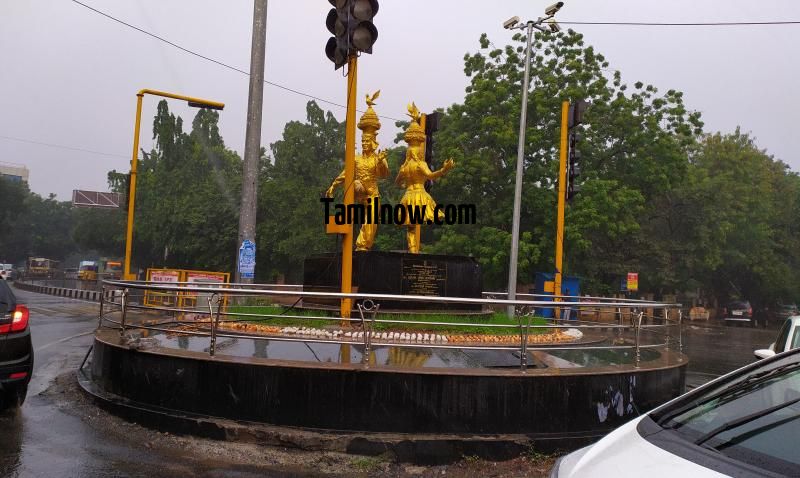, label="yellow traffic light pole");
[123,89,225,281]
[339,56,358,321]
[554,100,570,316]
